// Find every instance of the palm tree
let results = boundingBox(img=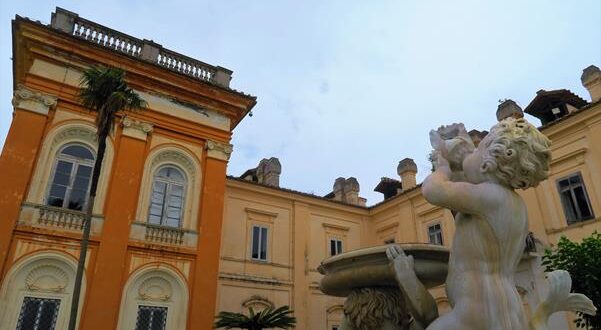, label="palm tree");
[214,305,297,330]
[68,66,146,330]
